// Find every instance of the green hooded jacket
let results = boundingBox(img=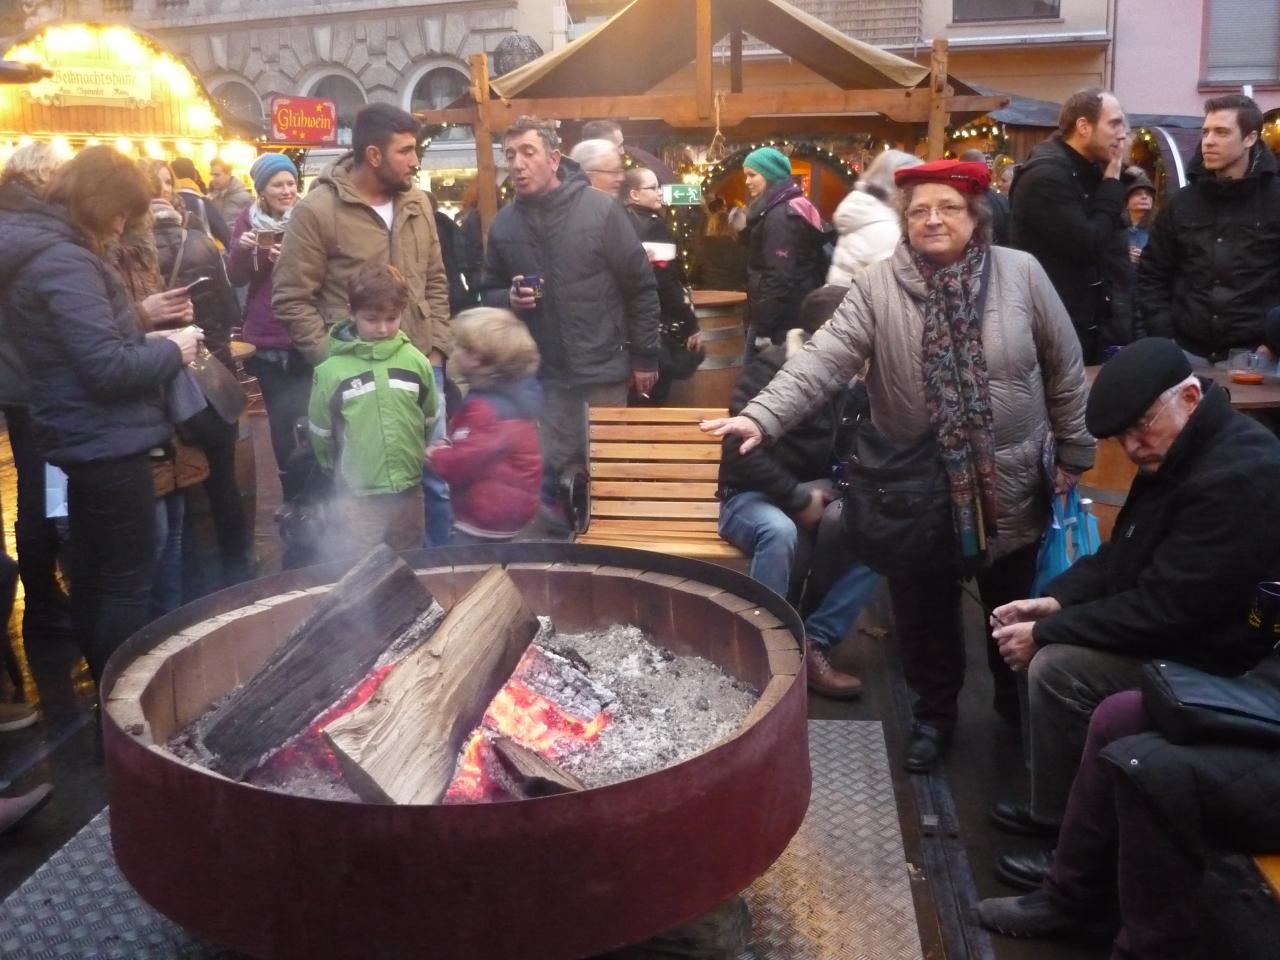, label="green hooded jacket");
[308,322,439,495]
